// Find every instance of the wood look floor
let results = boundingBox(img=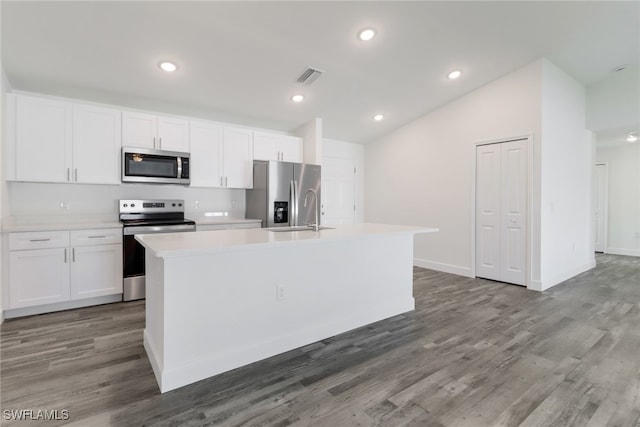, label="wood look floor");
[2,254,640,426]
